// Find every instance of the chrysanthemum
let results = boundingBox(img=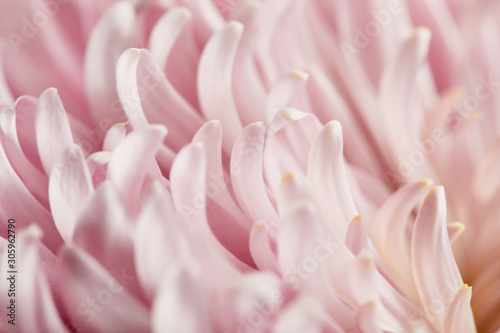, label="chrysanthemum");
[0,0,499,332]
